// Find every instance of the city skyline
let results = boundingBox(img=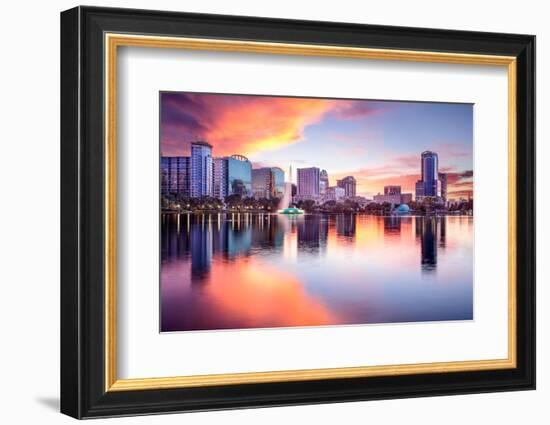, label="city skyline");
[162,145,457,204]
[161,92,473,198]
